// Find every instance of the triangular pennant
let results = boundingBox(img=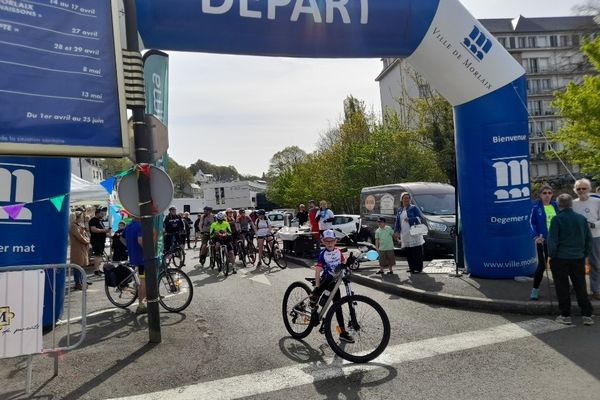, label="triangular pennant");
[3,204,25,220]
[100,177,115,194]
[137,164,151,177]
[50,195,66,212]
[117,170,130,177]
